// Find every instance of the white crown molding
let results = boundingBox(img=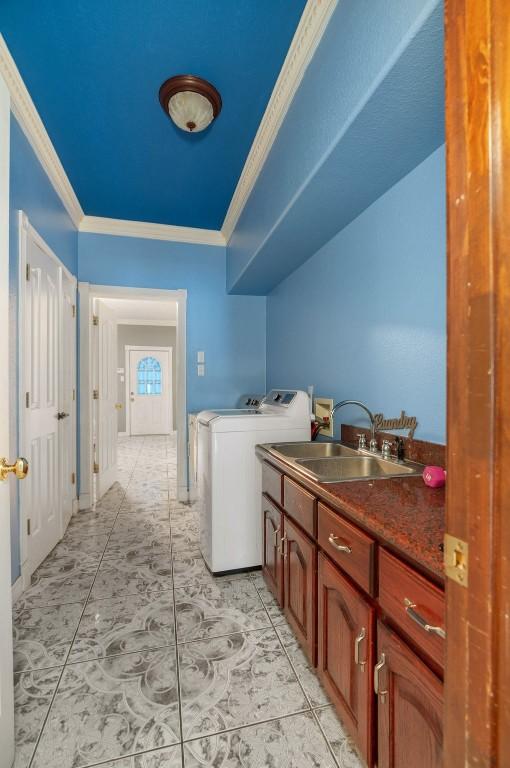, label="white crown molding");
[0,33,84,228]
[80,215,225,246]
[221,0,338,242]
